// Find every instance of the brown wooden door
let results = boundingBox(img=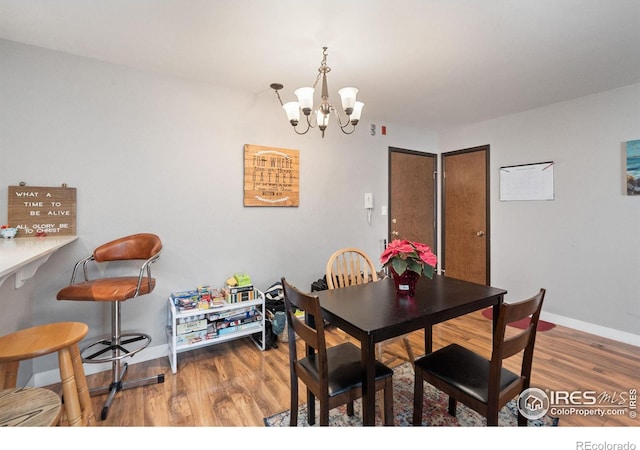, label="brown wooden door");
[388,148,437,251]
[442,145,490,284]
